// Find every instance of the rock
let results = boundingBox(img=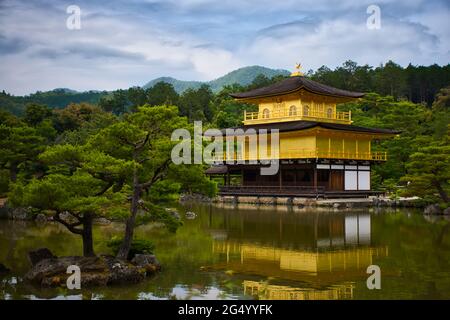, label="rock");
[333,203,344,209]
[103,255,146,284]
[179,193,212,203]
[25,255,146,287]
[443,207,450,215]
[165,208,181,220]
[424,204,442,215]
[93,218,111,225]
[25,255,108,287]
[28,248,57,266]
[58,211,78,224]
[0,263,10,275]
[185,211,197,219]
[10,207,33,220]
[35,213,48,223]
[131,254,161,275]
